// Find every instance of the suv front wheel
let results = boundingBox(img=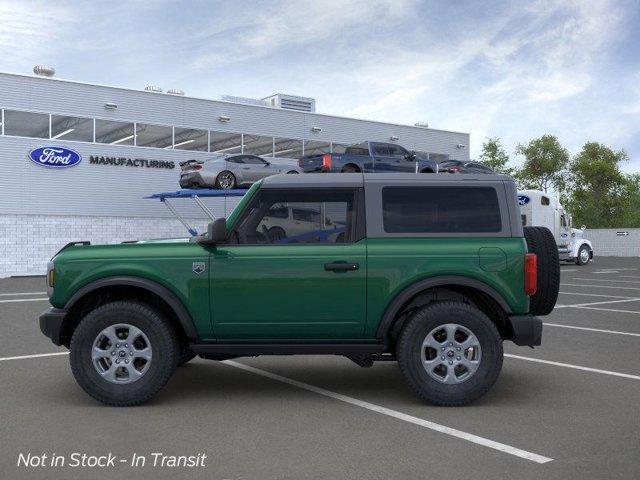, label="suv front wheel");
[396,302,503,406]
[69,301,179,406]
